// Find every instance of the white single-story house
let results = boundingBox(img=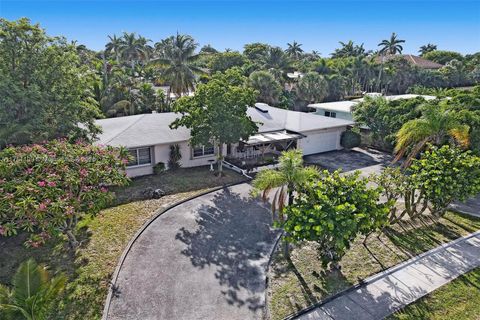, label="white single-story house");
[95,103,354,177]
[308,94,437,121]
